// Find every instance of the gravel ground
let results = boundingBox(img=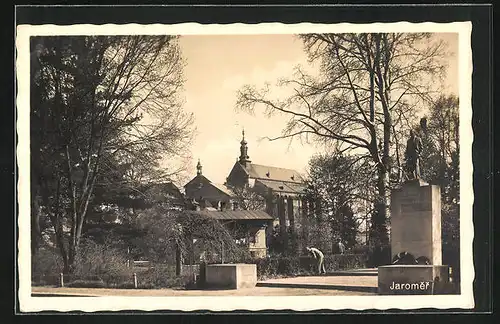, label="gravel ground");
[32,286,375,296]
[31,275,377,297]
[262,275,377,287]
